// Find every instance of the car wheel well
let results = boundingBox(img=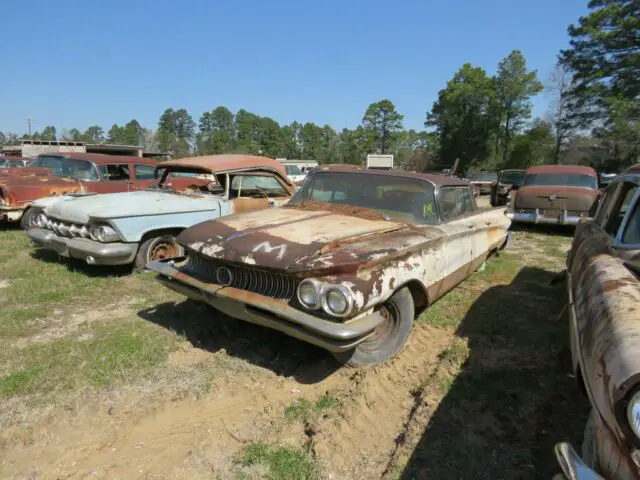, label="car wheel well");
[398,280,429,316]
[140,228,185,244]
